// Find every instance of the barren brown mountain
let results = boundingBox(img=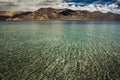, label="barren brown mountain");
[0,8,120,21]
